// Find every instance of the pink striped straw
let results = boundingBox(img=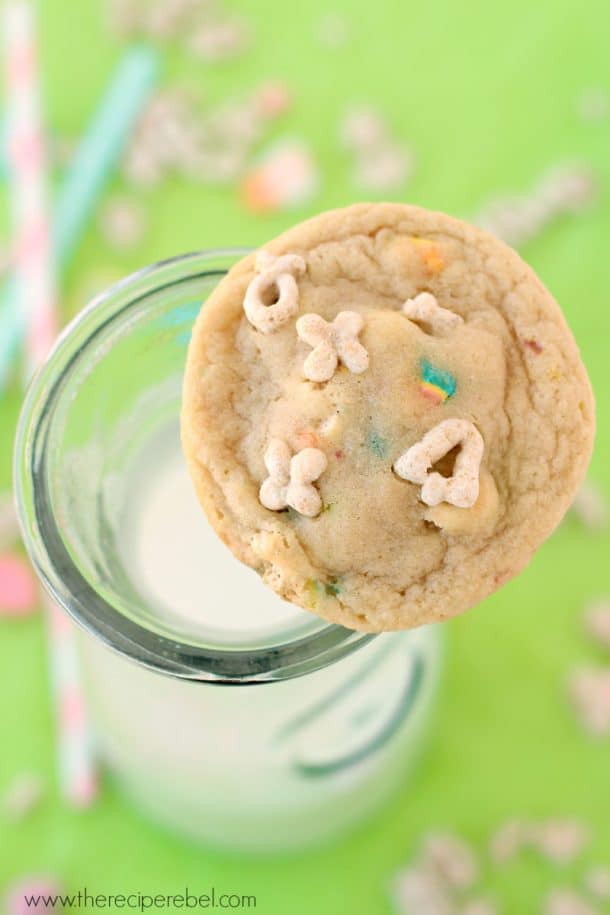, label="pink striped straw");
[44,594,98,806]
[3,0,58,374]
[3,0,98,806]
